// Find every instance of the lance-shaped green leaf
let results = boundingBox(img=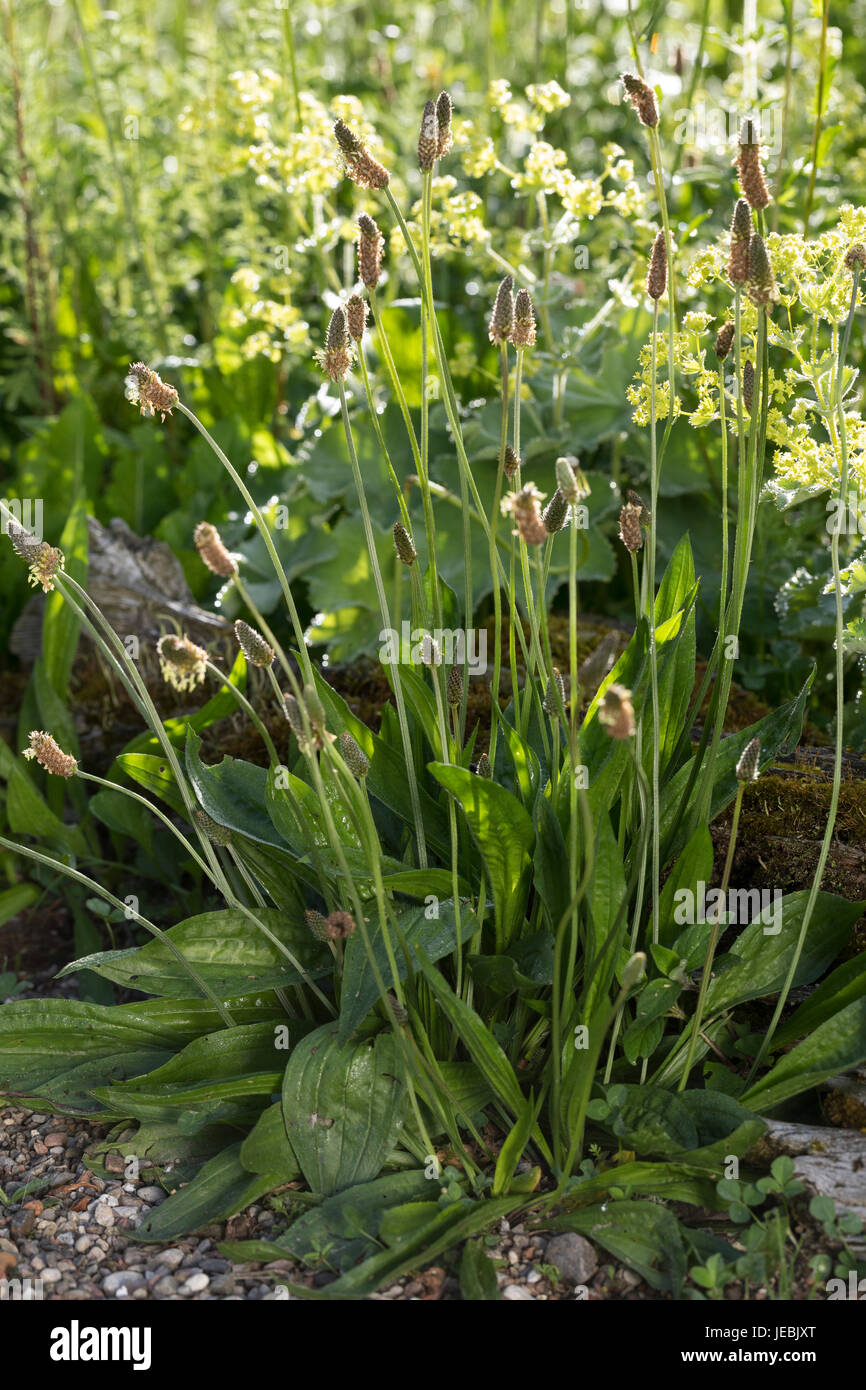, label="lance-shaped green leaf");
[546,1200,687,1292]
[132,1142,280,1242]
[339,900,478,1042]
[742,997,866,1112]
[56,907,331,999]
[703,892,864,1015]
[428,763,534,949]
[415,948,552,1164]
[185,727,283,846]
